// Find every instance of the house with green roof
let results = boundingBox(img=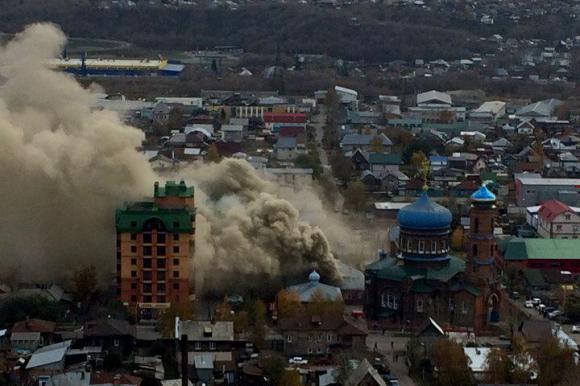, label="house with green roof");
[501,238,580,273]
